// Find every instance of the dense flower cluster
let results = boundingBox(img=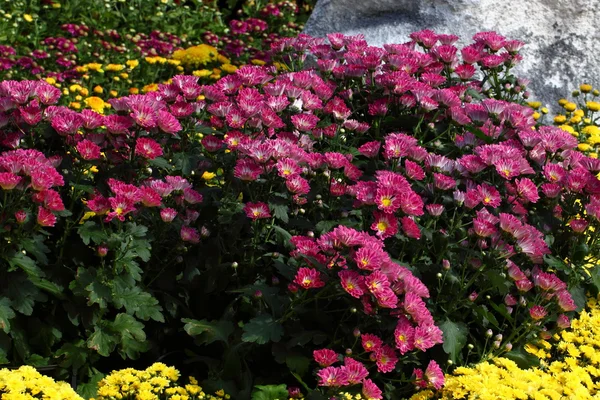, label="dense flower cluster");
[0,366,83,400]
[94,363,228,400]
[1,17,600,399]
[411,295,600,400]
